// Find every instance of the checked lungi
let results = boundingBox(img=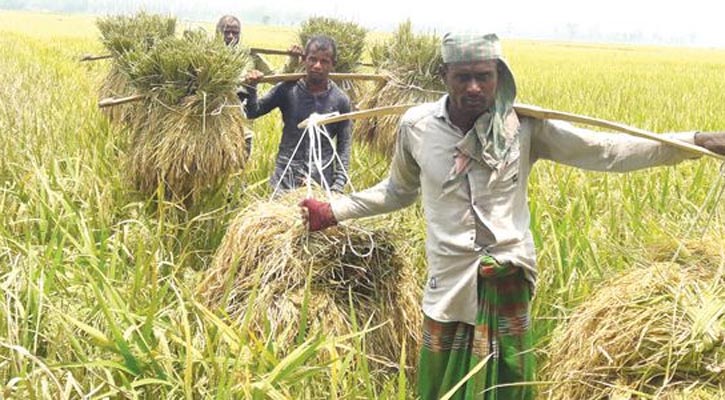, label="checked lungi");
[417,262,535,400]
